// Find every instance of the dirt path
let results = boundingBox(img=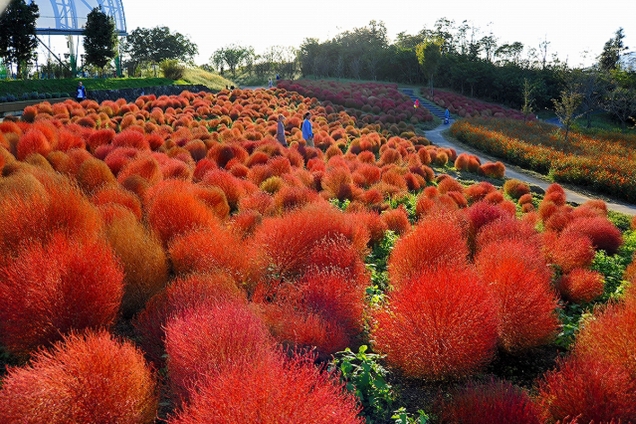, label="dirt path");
[425,122,636,216]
